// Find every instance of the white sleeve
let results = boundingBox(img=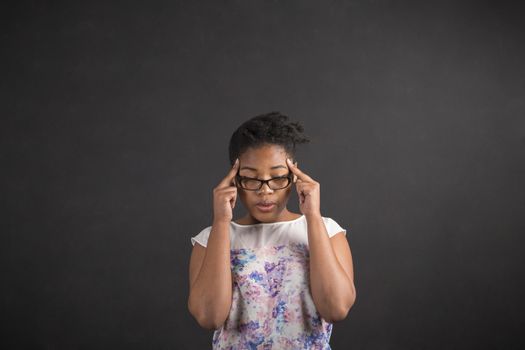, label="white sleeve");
[323,217,347,238]
[190,226,212,248]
